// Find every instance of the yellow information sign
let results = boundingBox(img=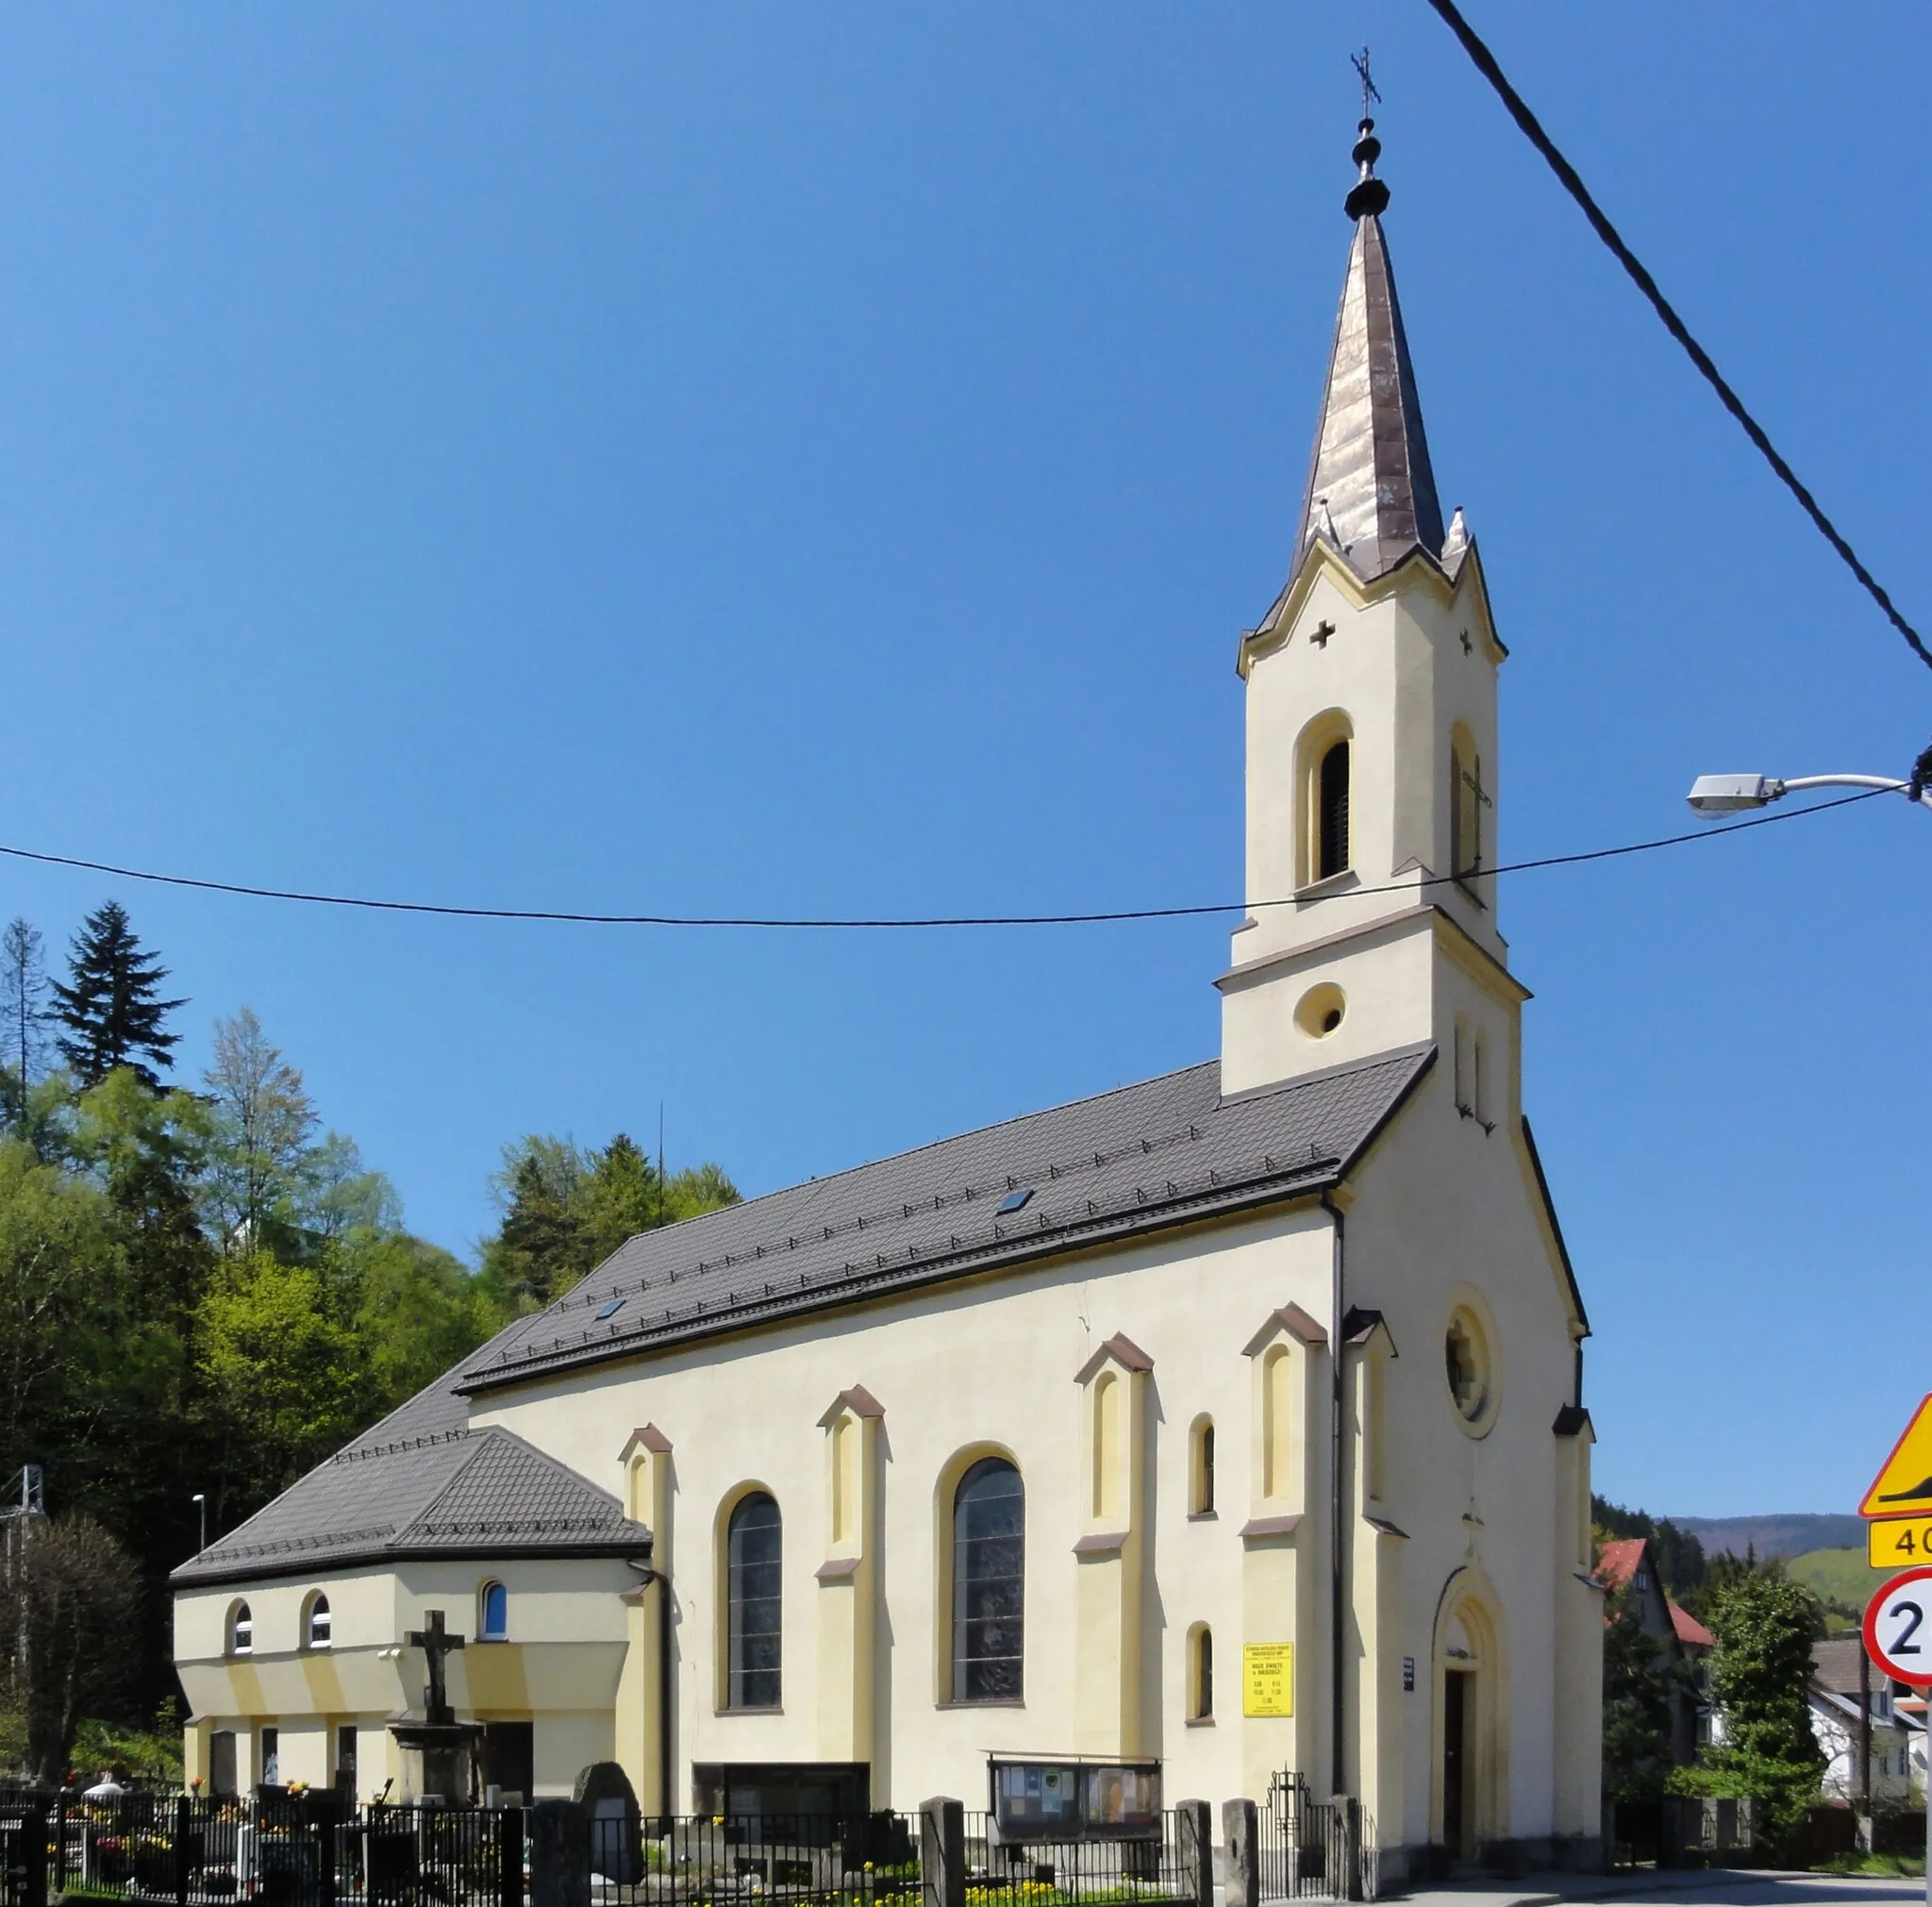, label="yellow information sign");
[1242,1643,1294,1717]
[1869,1515,1932,1567]
[1860,1393,1932,1518]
